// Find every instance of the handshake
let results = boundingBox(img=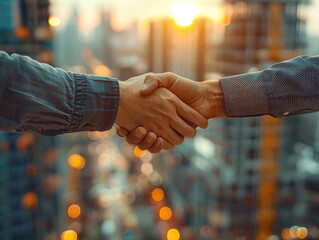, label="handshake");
[115,72,226,153]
